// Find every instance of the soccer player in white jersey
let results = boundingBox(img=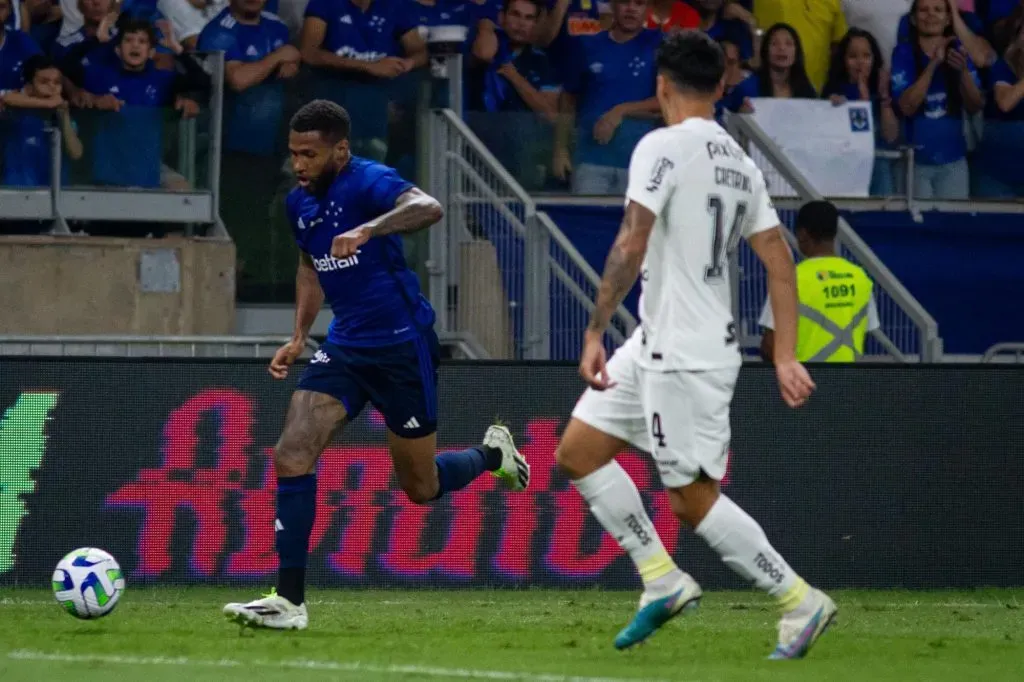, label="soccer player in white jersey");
[555,30,837,659]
